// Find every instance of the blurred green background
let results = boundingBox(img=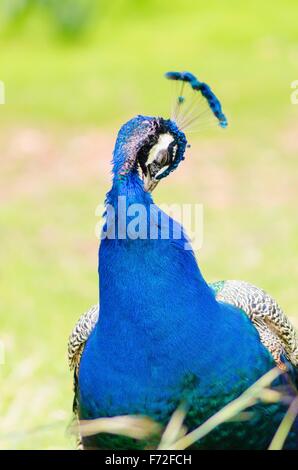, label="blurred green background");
[0,0,298,449]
